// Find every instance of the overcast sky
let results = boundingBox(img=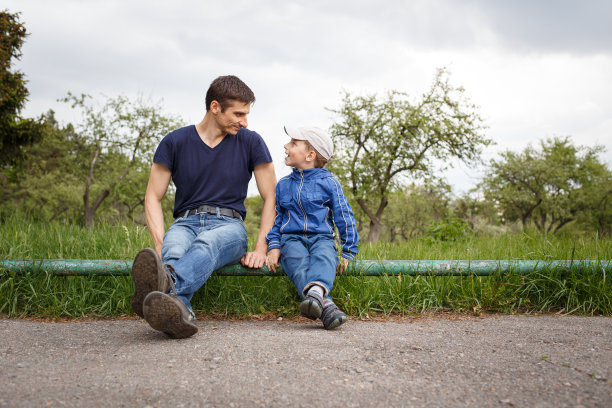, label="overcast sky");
[6,0,612,196]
